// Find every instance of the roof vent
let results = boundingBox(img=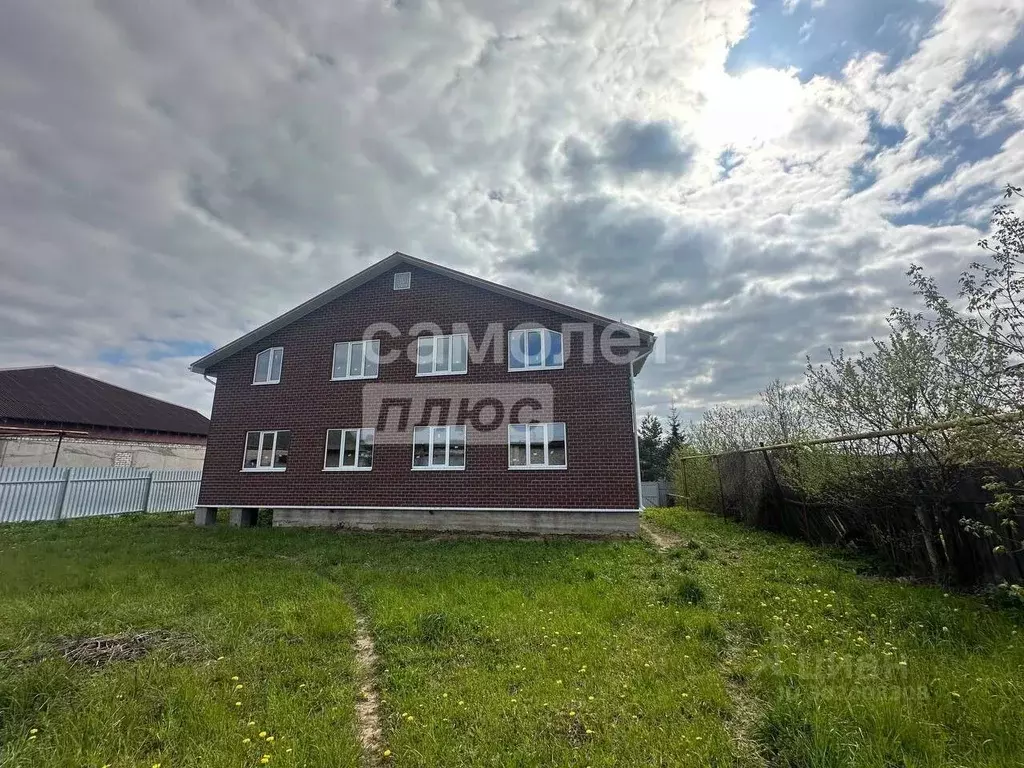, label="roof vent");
[393,271,411,290]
